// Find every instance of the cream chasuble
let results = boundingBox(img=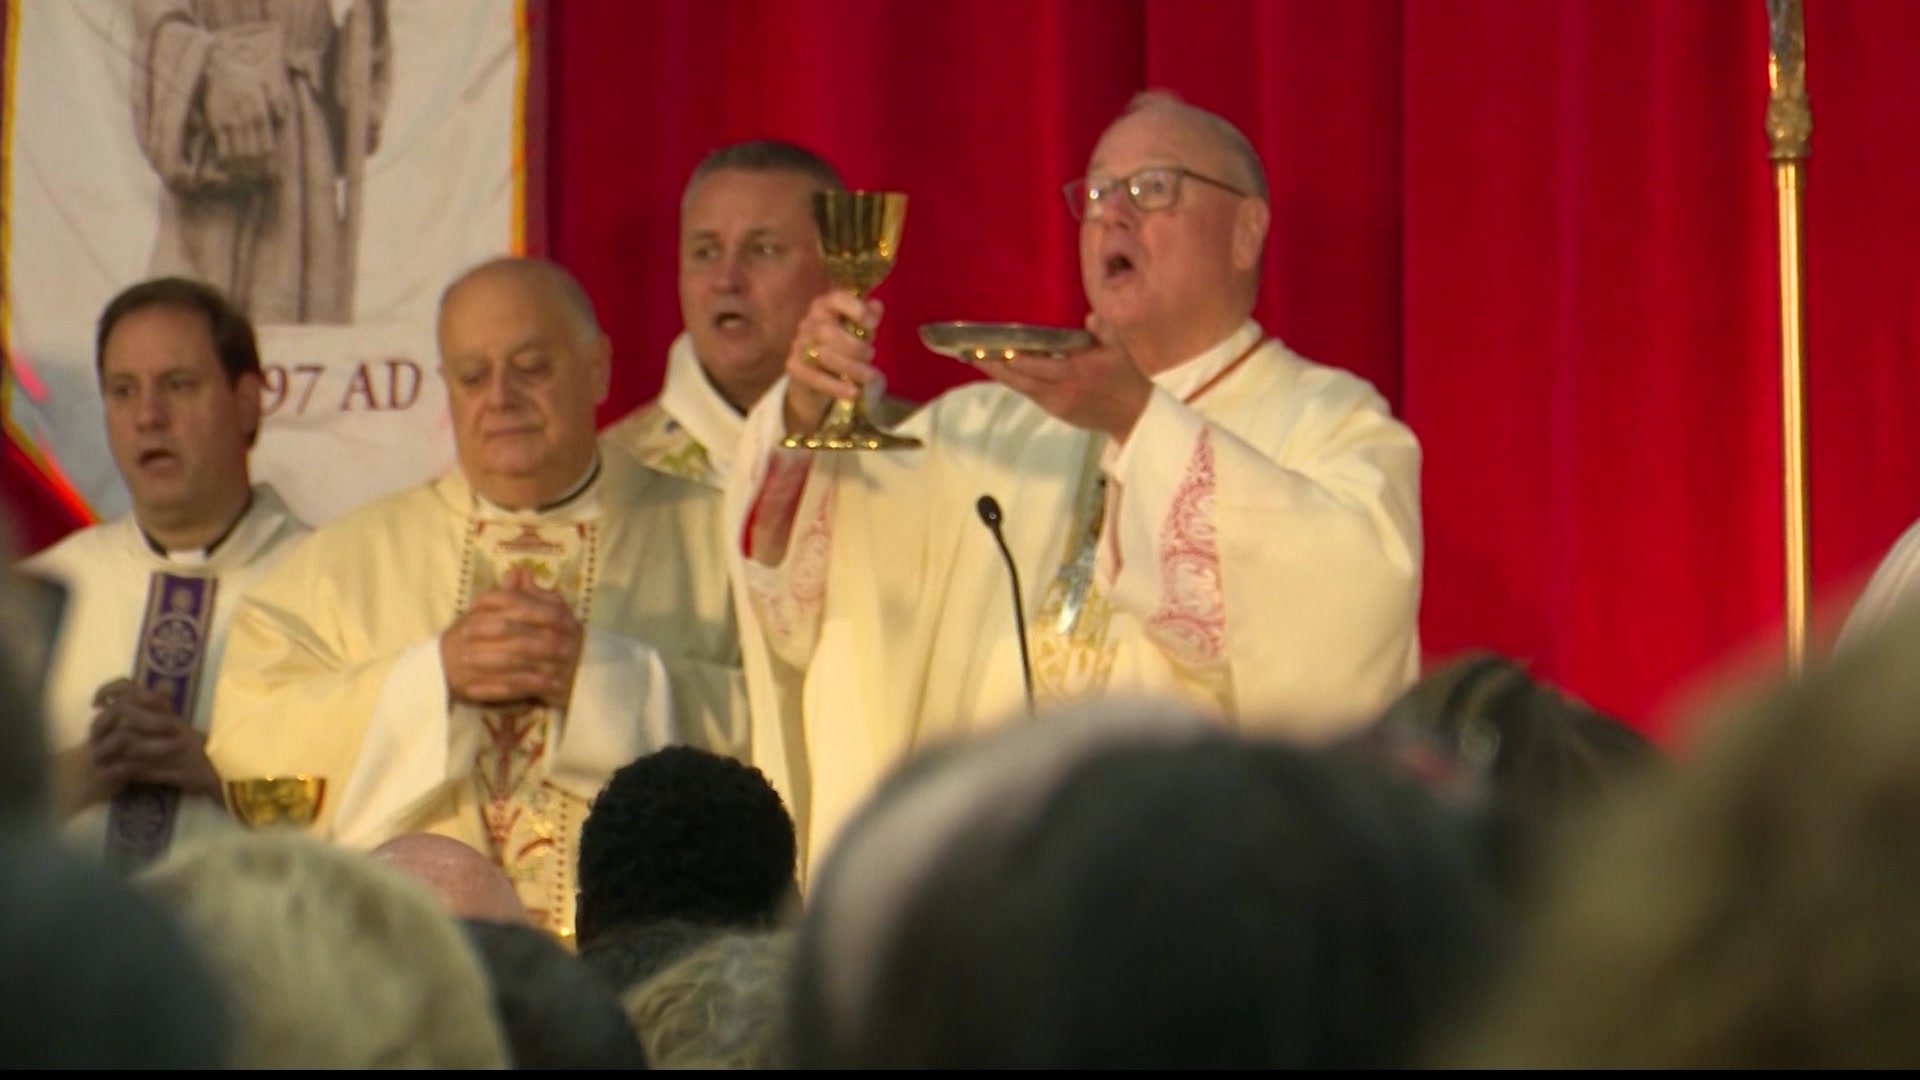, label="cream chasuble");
[602,334,740,488]
[209,451,745,940]
[23,485,309,861]
[725,322,1424,875]
[603,331,920,491]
